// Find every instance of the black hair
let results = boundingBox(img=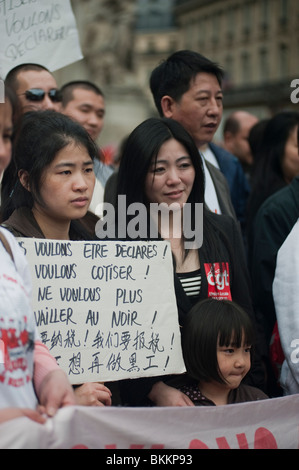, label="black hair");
[247,118,269,165]
[1,109,97,222]
[60,80,104,107]
[114,117,235,271]
[150,50,224,117]
[5,63,50,91]
[117,117,205,207]
[114,117,204,246]
[181,298,255,385]
[247,111,299,225]
[3,84,21,125]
